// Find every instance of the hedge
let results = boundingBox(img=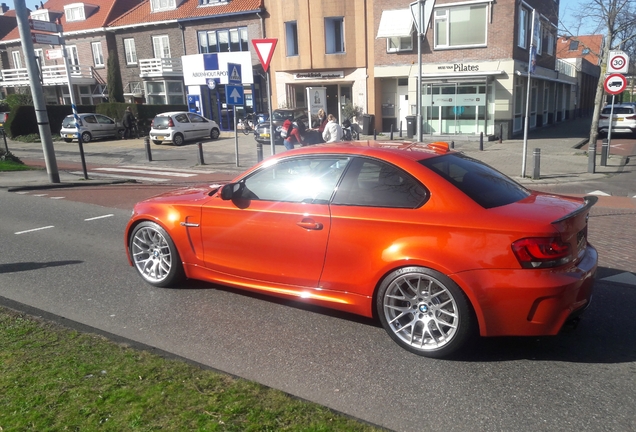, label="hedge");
[3,103,187,138]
